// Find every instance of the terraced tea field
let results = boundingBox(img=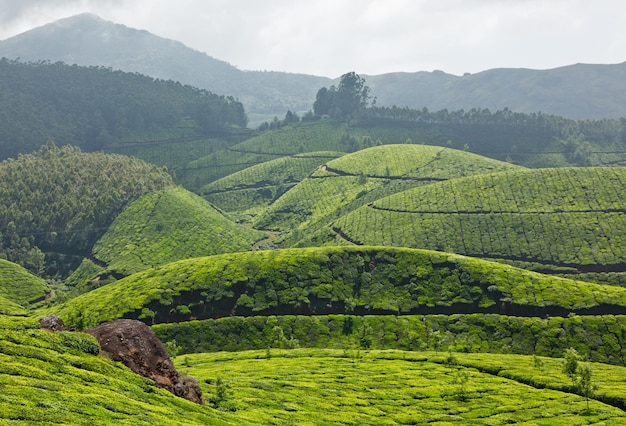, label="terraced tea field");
[330,167,626,275]
[175,349,626,425]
